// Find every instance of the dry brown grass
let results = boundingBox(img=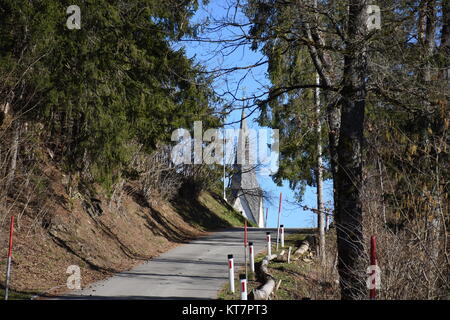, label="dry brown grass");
[0,150,239,299]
